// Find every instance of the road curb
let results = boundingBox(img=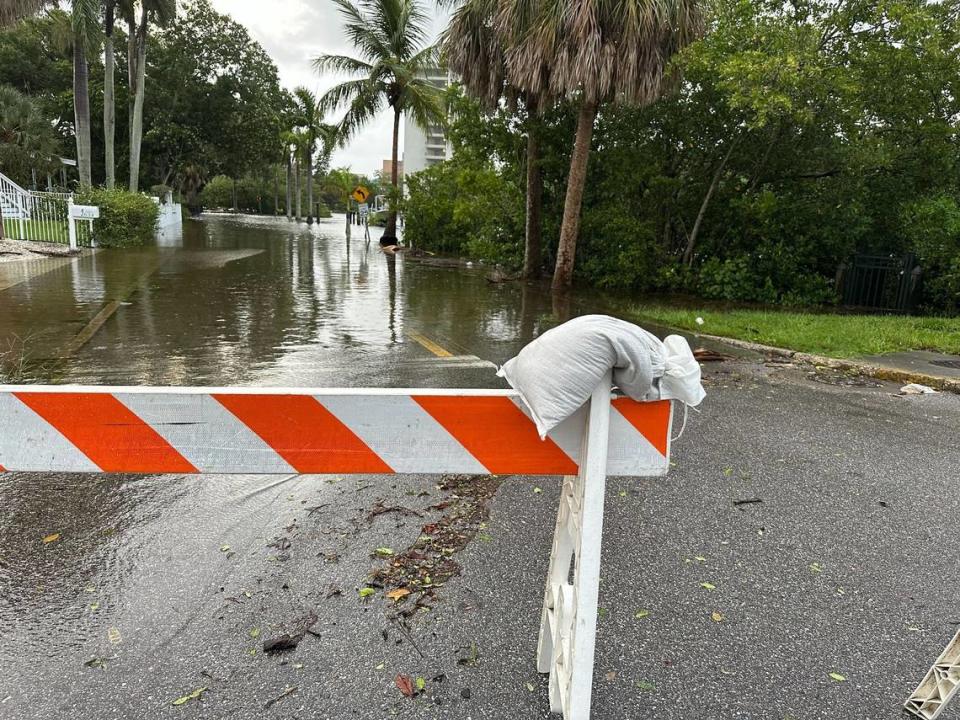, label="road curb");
[699,333,960,393]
